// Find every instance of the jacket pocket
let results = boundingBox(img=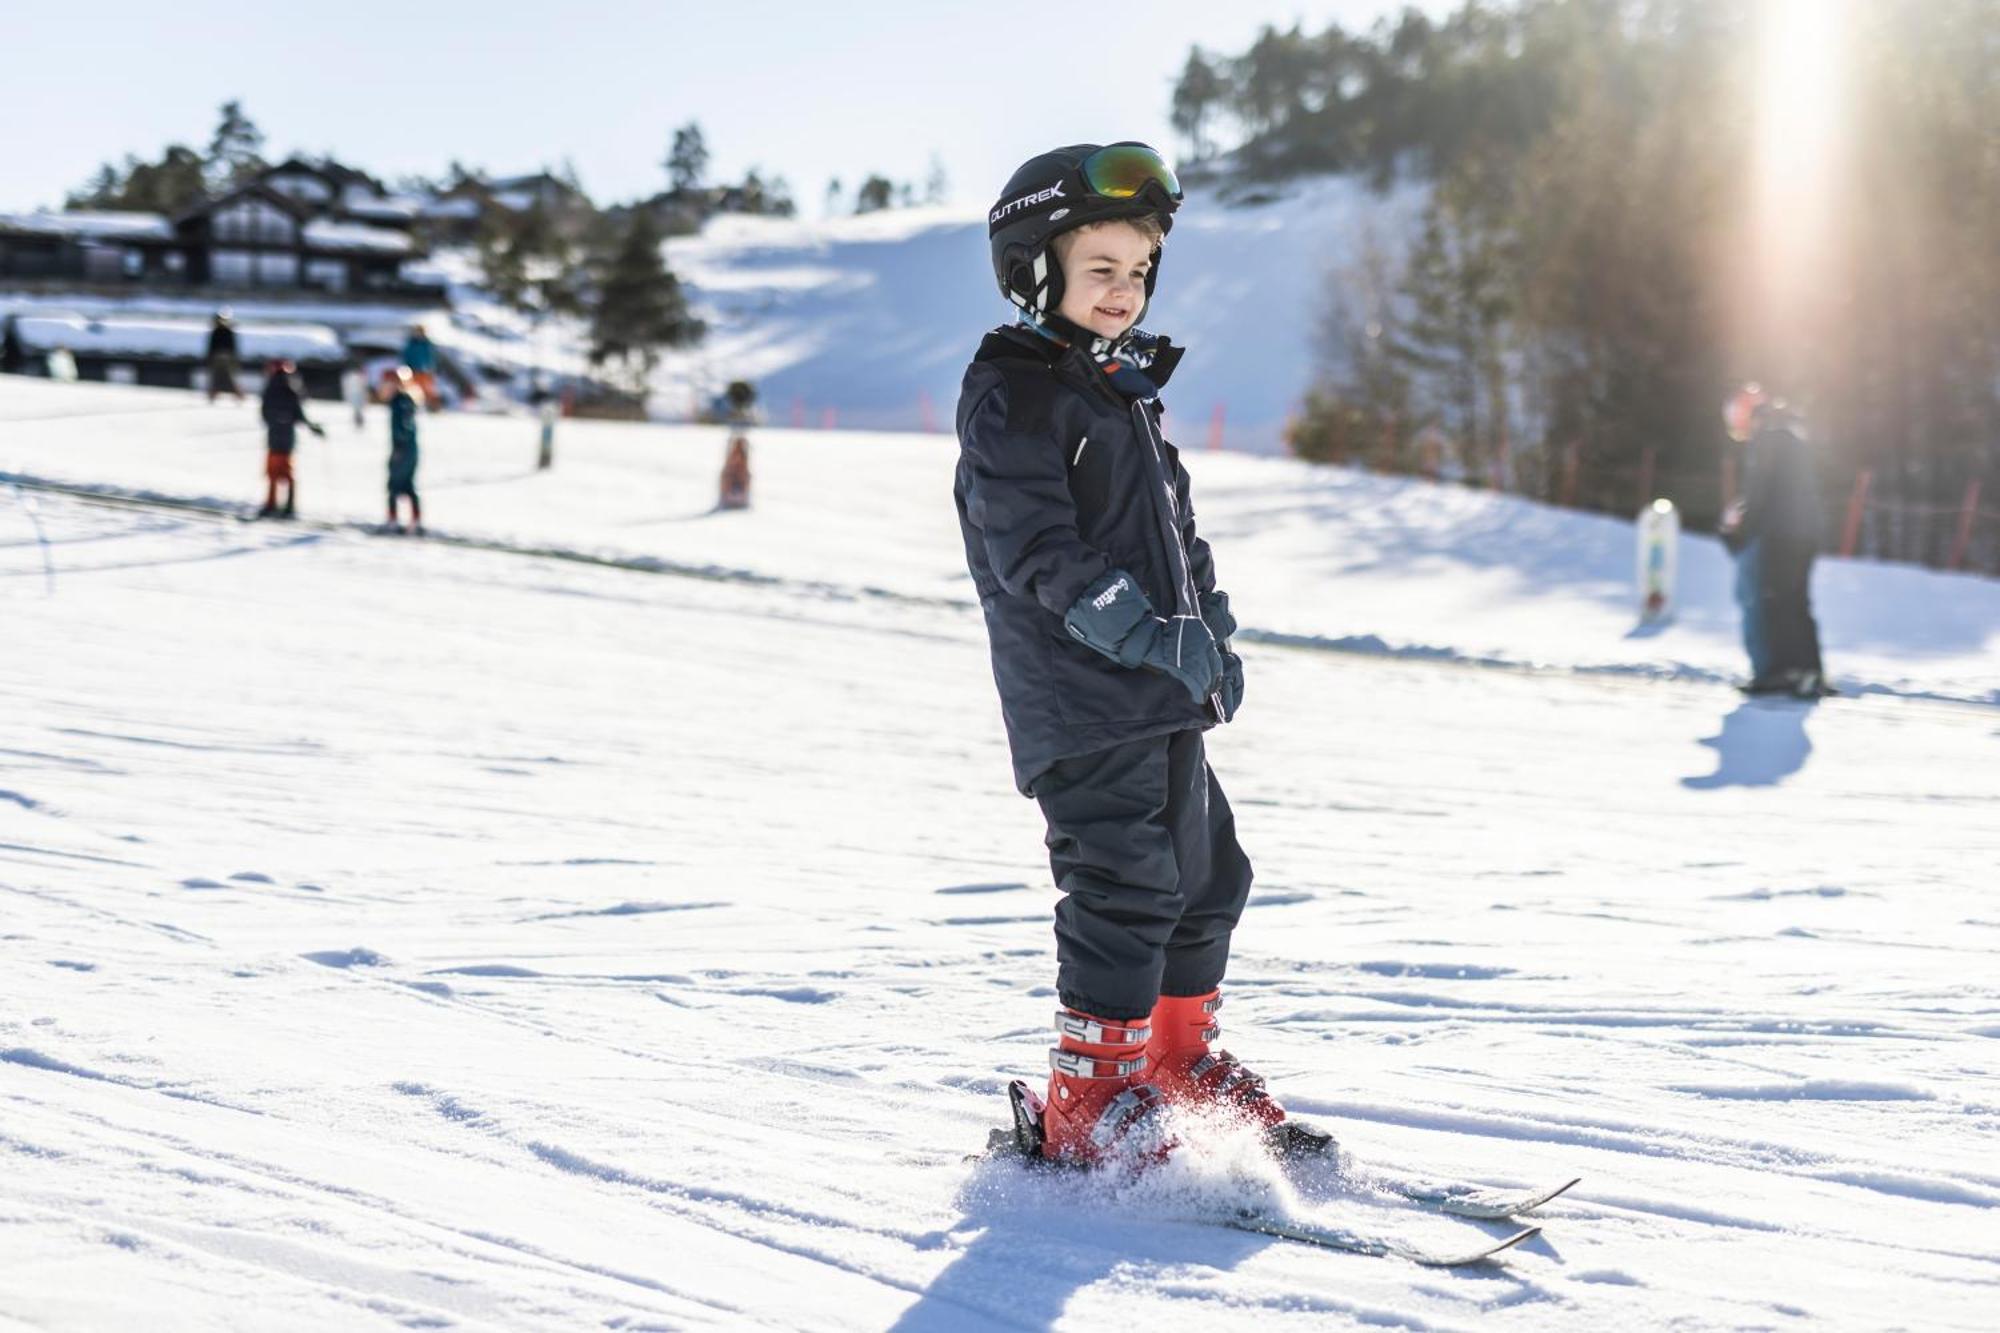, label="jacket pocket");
[1047,626,1191,729]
